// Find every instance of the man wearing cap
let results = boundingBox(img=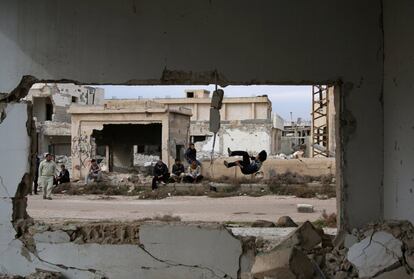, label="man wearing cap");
[38,153,58,200]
